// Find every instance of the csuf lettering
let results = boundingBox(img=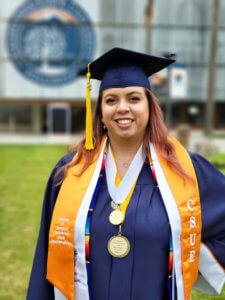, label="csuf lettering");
[187,199,197,263]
